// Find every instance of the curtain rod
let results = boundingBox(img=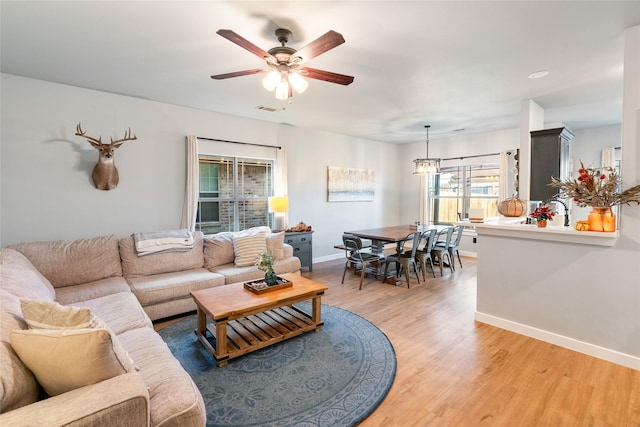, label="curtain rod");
[442,151,508,161]
[197,136,281,150]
